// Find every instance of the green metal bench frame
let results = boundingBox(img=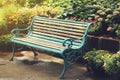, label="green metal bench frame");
[9,16,92,78]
